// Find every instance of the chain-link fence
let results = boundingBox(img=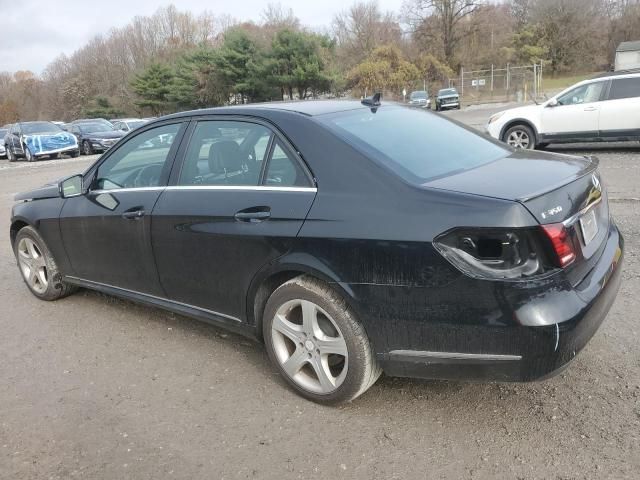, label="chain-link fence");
[447,64,544,105]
